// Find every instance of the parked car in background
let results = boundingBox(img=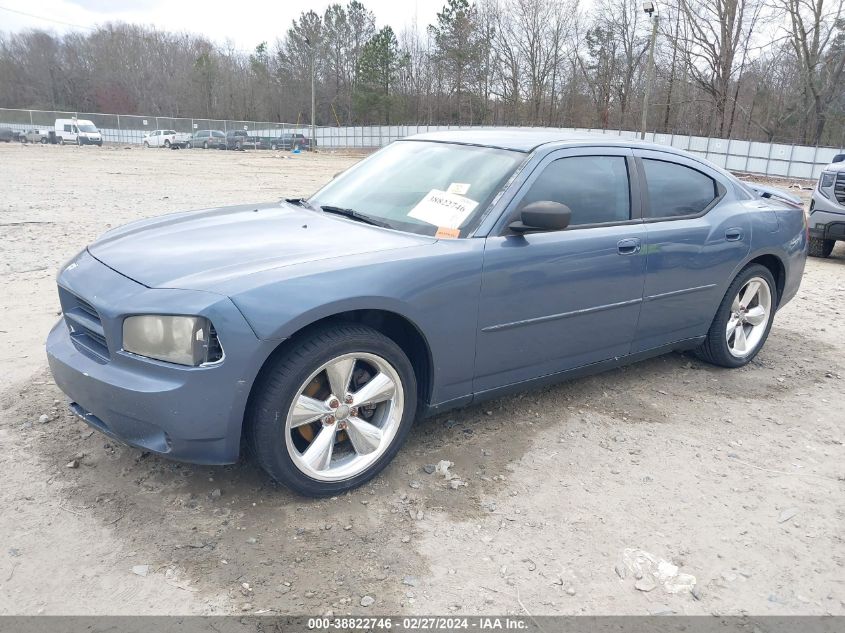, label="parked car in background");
[55,119,102,146]
[21,128,50,144]
[143,129,191,149]
[225,130,265,150]
[46,131,807,497]
[264,133,313,151]
[0,127,21,142]
[808,156,845,257]
[187,130,226,149]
